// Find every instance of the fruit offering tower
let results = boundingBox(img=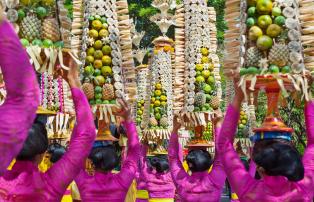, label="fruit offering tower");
[132,27,148,132]
[1,0,76,141]
[80,0,136,140]
[224,0,312,93]
[224,0,314,142]
[141,0,175,153]
[174,1,222,147]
